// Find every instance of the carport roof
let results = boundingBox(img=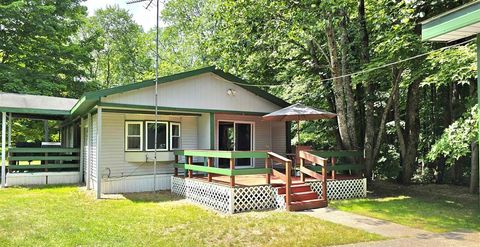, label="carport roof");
[0,92,78,117]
